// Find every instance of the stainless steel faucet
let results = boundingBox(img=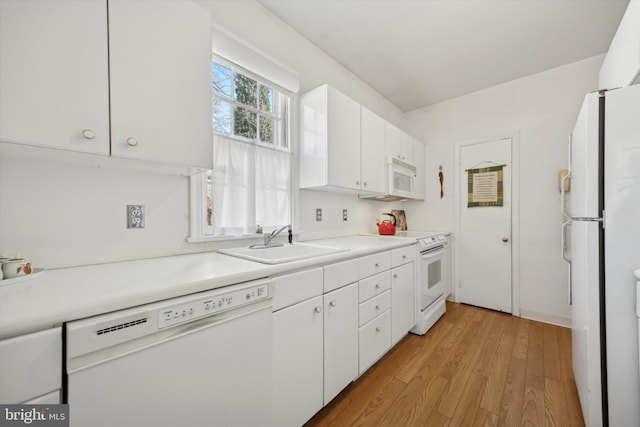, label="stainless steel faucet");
[264,224,291,246]
[250,224,292,249]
